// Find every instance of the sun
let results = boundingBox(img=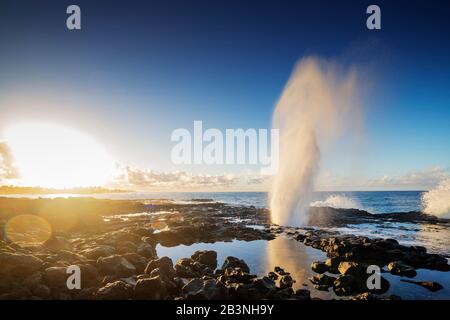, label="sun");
[4,122,116,188]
